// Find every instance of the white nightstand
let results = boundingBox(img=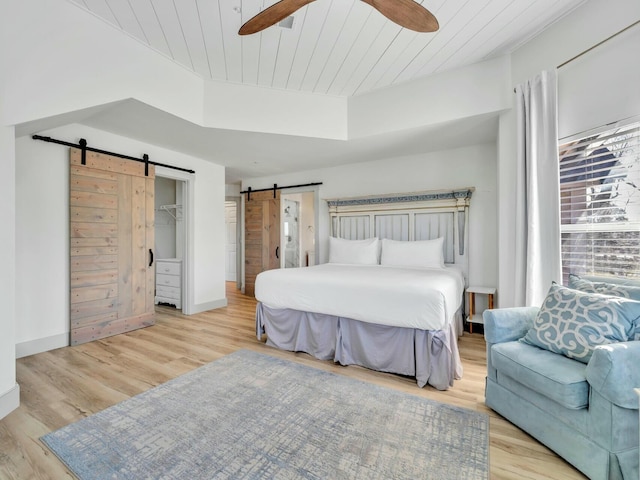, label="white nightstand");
[467,286,496,334]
